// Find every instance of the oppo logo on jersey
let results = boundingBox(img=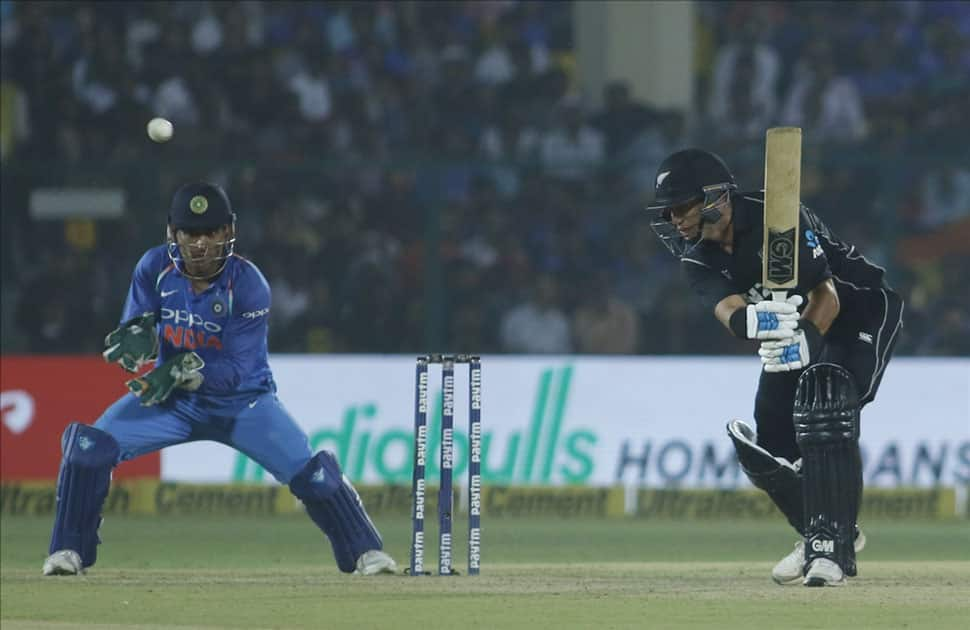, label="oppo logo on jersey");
[161,308,223,333]
[160,307,223,351]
